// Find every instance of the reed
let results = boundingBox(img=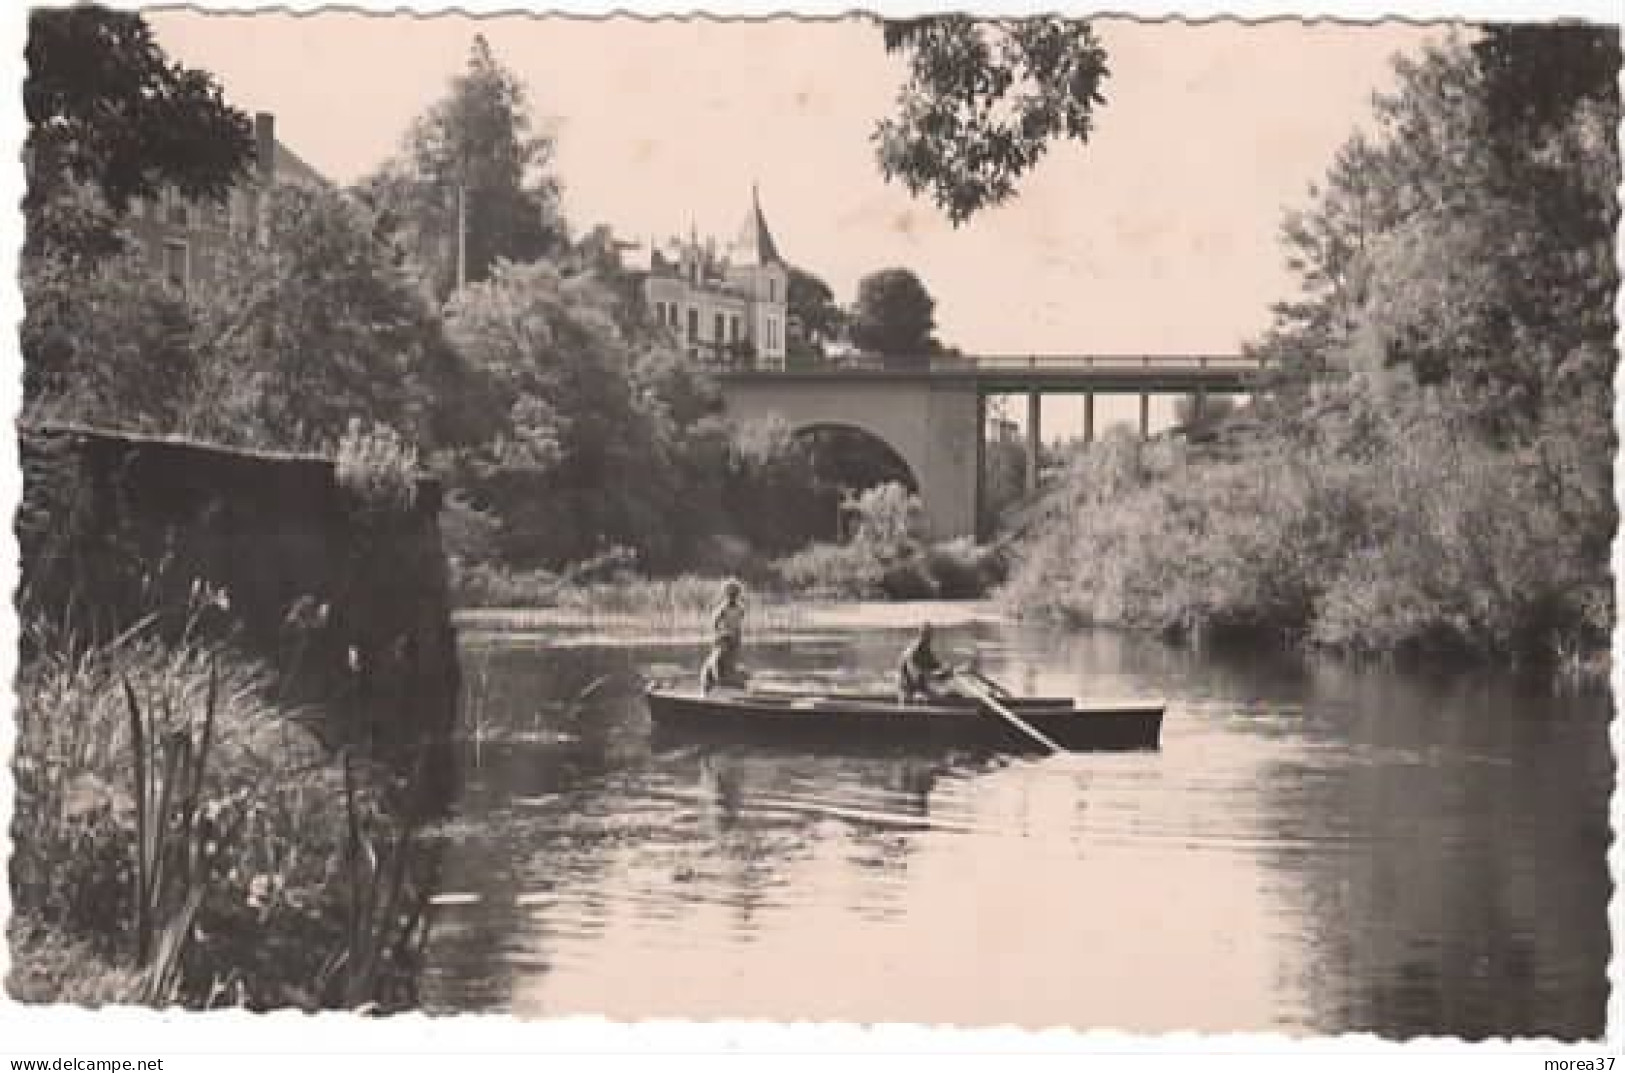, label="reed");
[120,657,222,1002]
[316,751,431,1012]
[11,619,438,1010]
